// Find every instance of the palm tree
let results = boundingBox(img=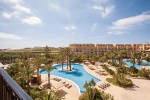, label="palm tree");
[7,59,22,81]
[41,89,65,100]
[45,45,50,58]
[136,51,142,65]
[139,68,150,78]
[117,50,127,66]
[64,47,73,71]
[22,59,35,95]
[43,59,54,89]
[68,51,74,71]
[131,51,136,67]
[34,54,44,84]
[59,48,66,70]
